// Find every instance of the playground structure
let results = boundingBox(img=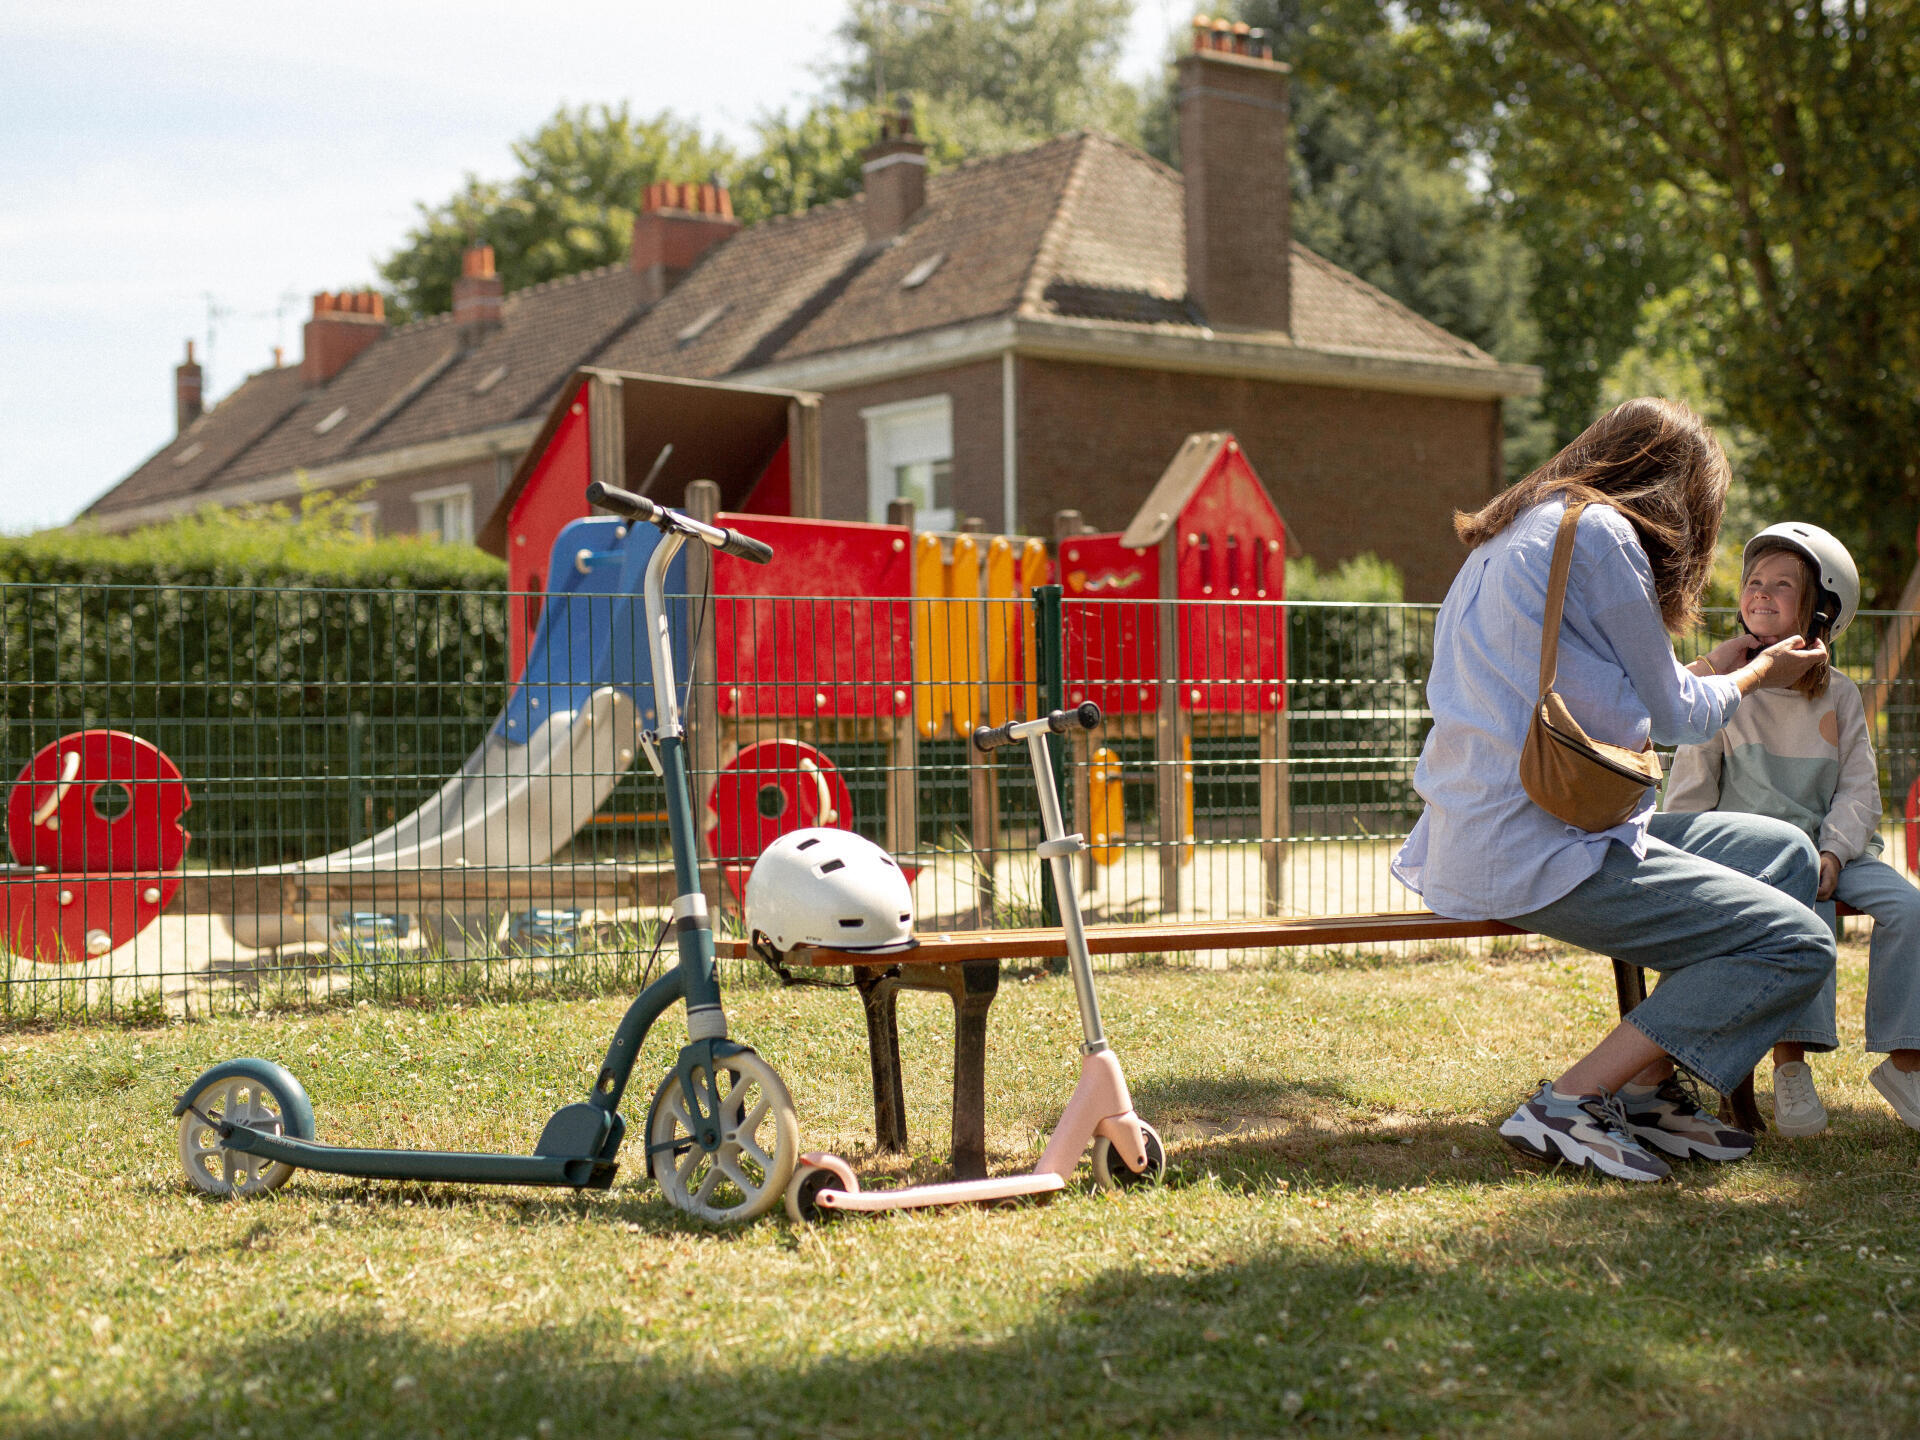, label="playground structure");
[1,363,1299,971]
